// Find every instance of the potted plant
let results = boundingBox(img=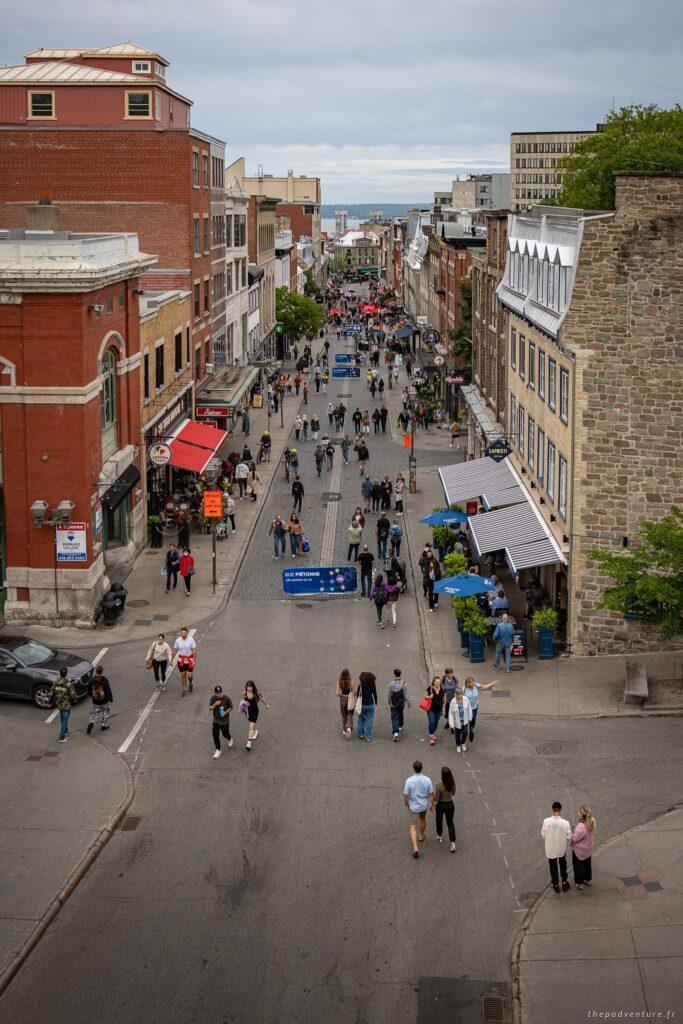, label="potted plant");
[432,525,456,562]
[463,606,488,663]
[532,608,558,659]
[443,552,468,578]
[452,596,476,650]
[147,515,163,549]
